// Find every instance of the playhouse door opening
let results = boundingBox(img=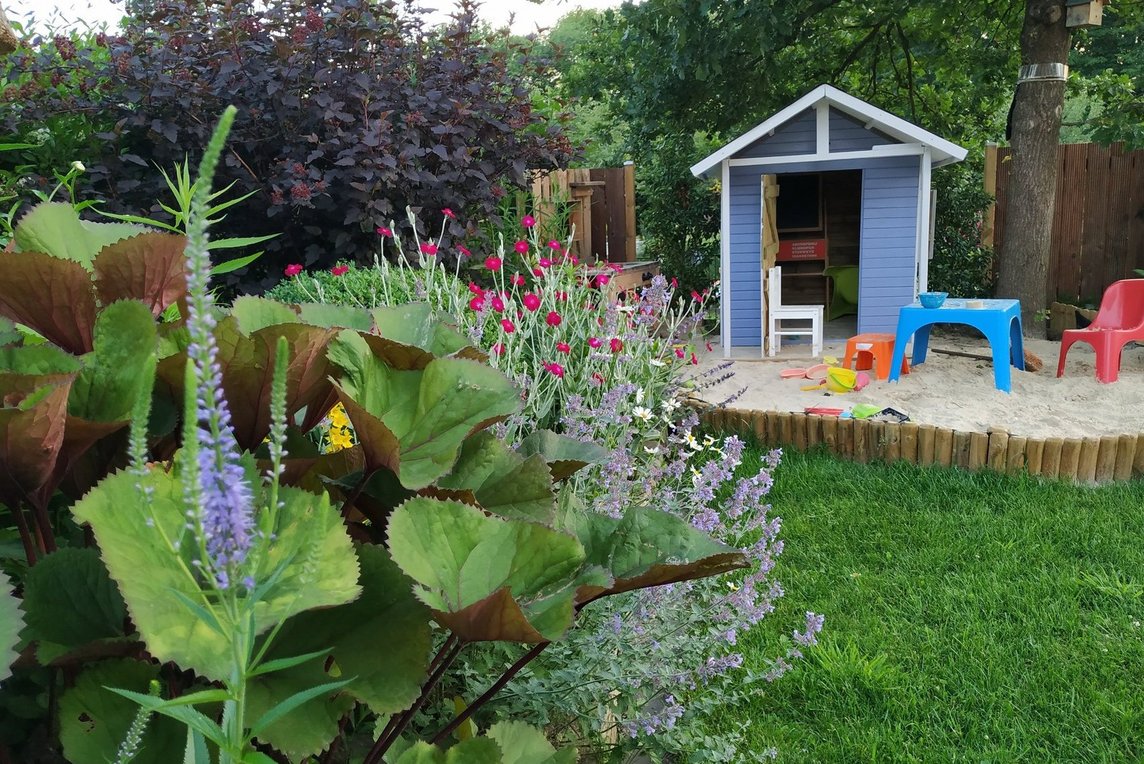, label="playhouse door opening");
[773,169,862,340]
